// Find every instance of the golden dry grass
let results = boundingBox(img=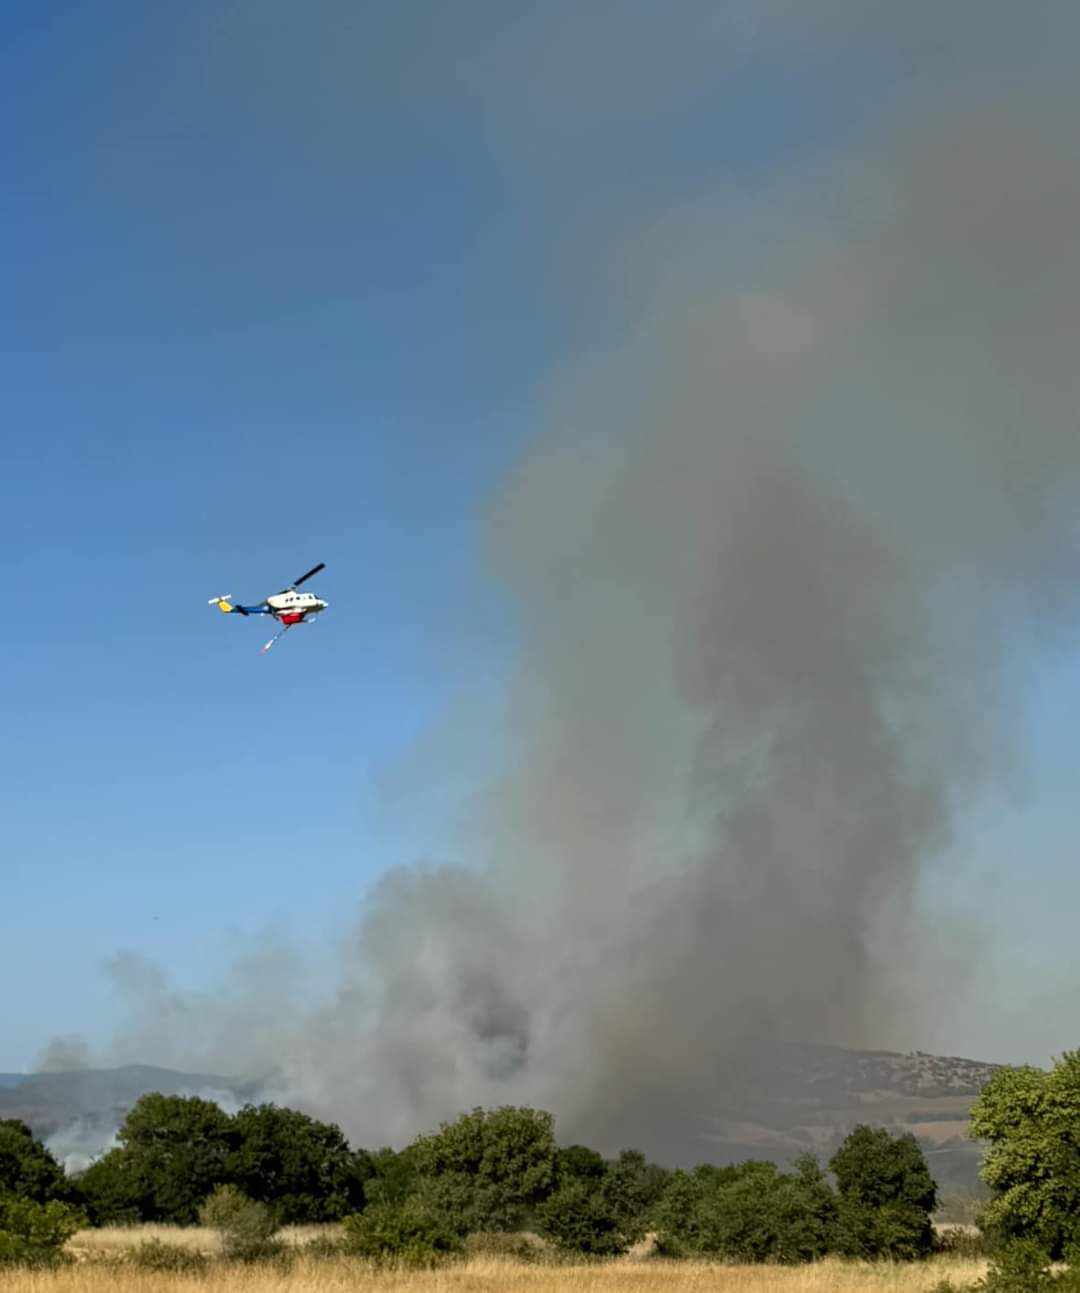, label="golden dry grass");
[67,1224,342,1259]
[0,1257,990,1291]
[0,1227,989,1293]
